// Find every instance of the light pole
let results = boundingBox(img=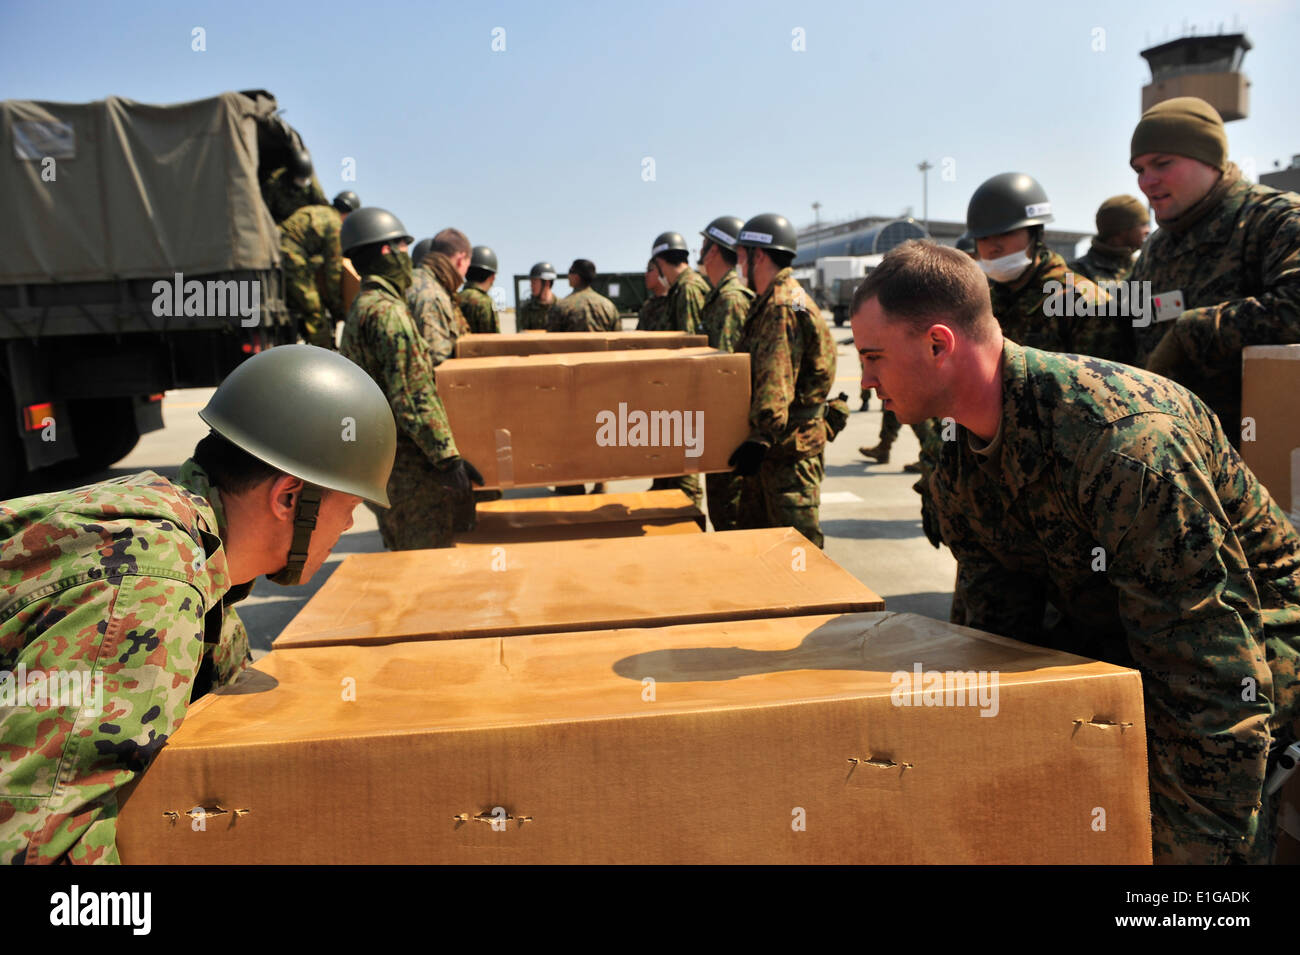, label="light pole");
[917,161,932,235]
[812,201,822,298]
